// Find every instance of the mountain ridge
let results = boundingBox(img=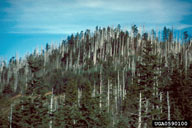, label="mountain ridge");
[0,25,192,127]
